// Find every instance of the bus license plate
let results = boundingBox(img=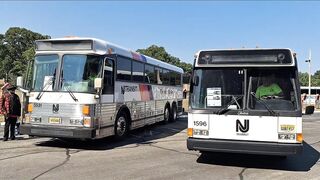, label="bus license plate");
[49,117,61,124]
